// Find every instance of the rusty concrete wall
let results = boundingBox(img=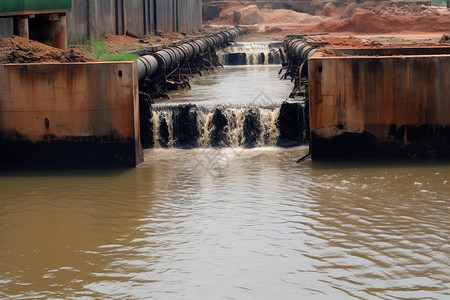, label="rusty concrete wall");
[0,62,143,167]
[89,0,117,40]
[177,0,202,33]
[66,0,88,42]
[0,18,13,37]
[66,0,200,41]
[308,54,450,159]
[155,0,175,33]
[123,0,146,36]
[1,0,201,41]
